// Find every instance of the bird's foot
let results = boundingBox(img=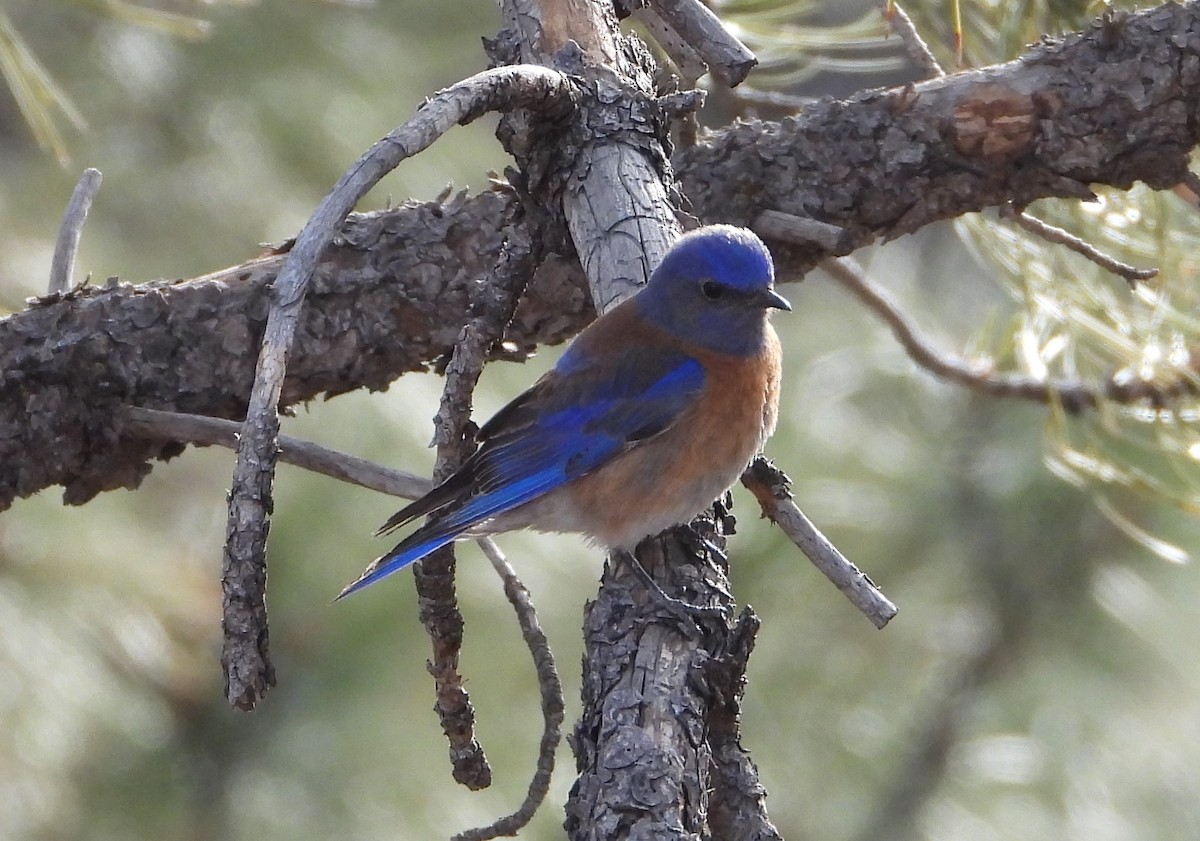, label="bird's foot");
[620,552,728,632]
